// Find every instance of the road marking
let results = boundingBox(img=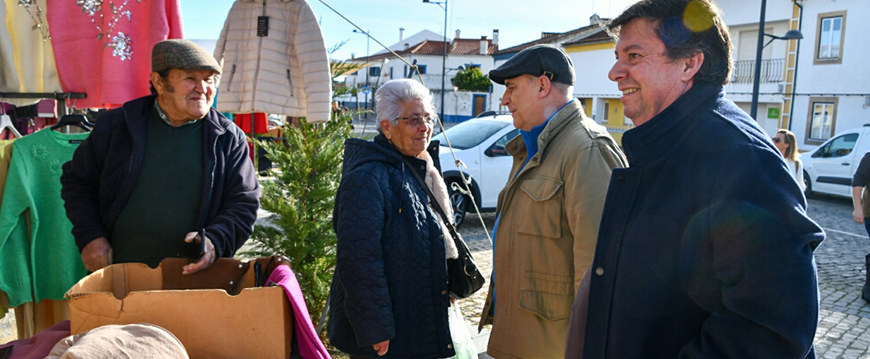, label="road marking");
[823,227,869,239]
